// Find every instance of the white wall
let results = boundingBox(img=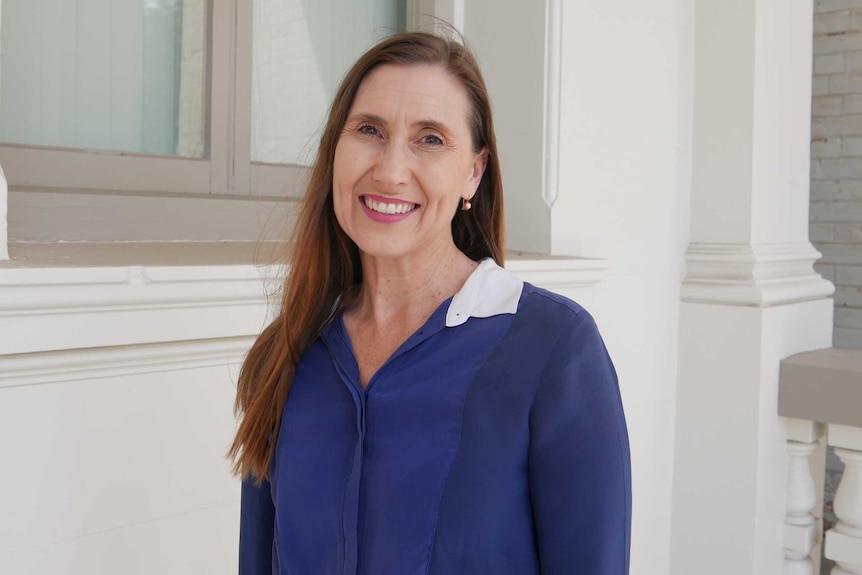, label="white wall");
[0,364,241,574]
[0,263,271,575]
[552,3,691,574]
